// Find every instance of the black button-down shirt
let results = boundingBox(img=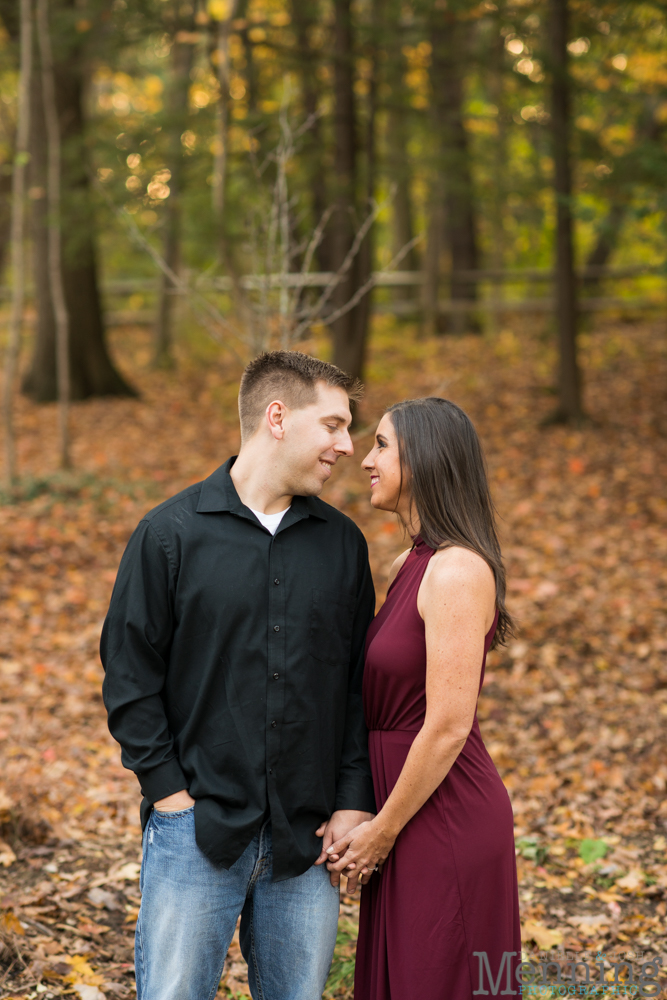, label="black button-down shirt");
[100,458,376,880]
